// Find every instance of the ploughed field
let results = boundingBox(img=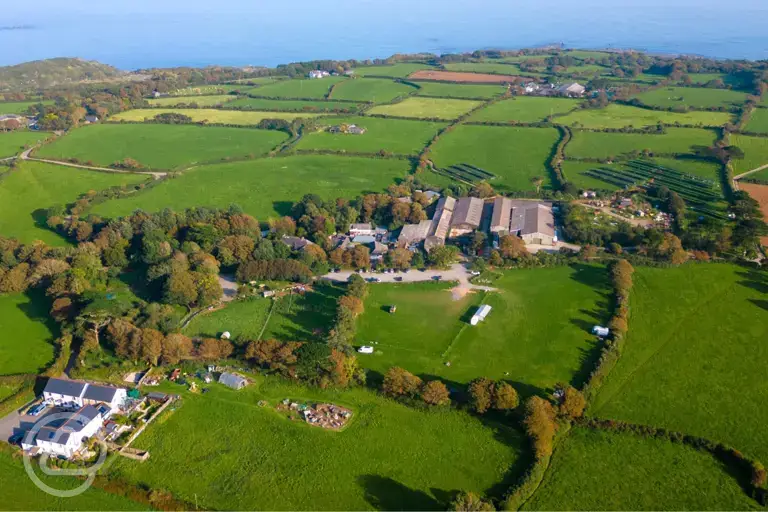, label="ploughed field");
[408,70,523,84]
